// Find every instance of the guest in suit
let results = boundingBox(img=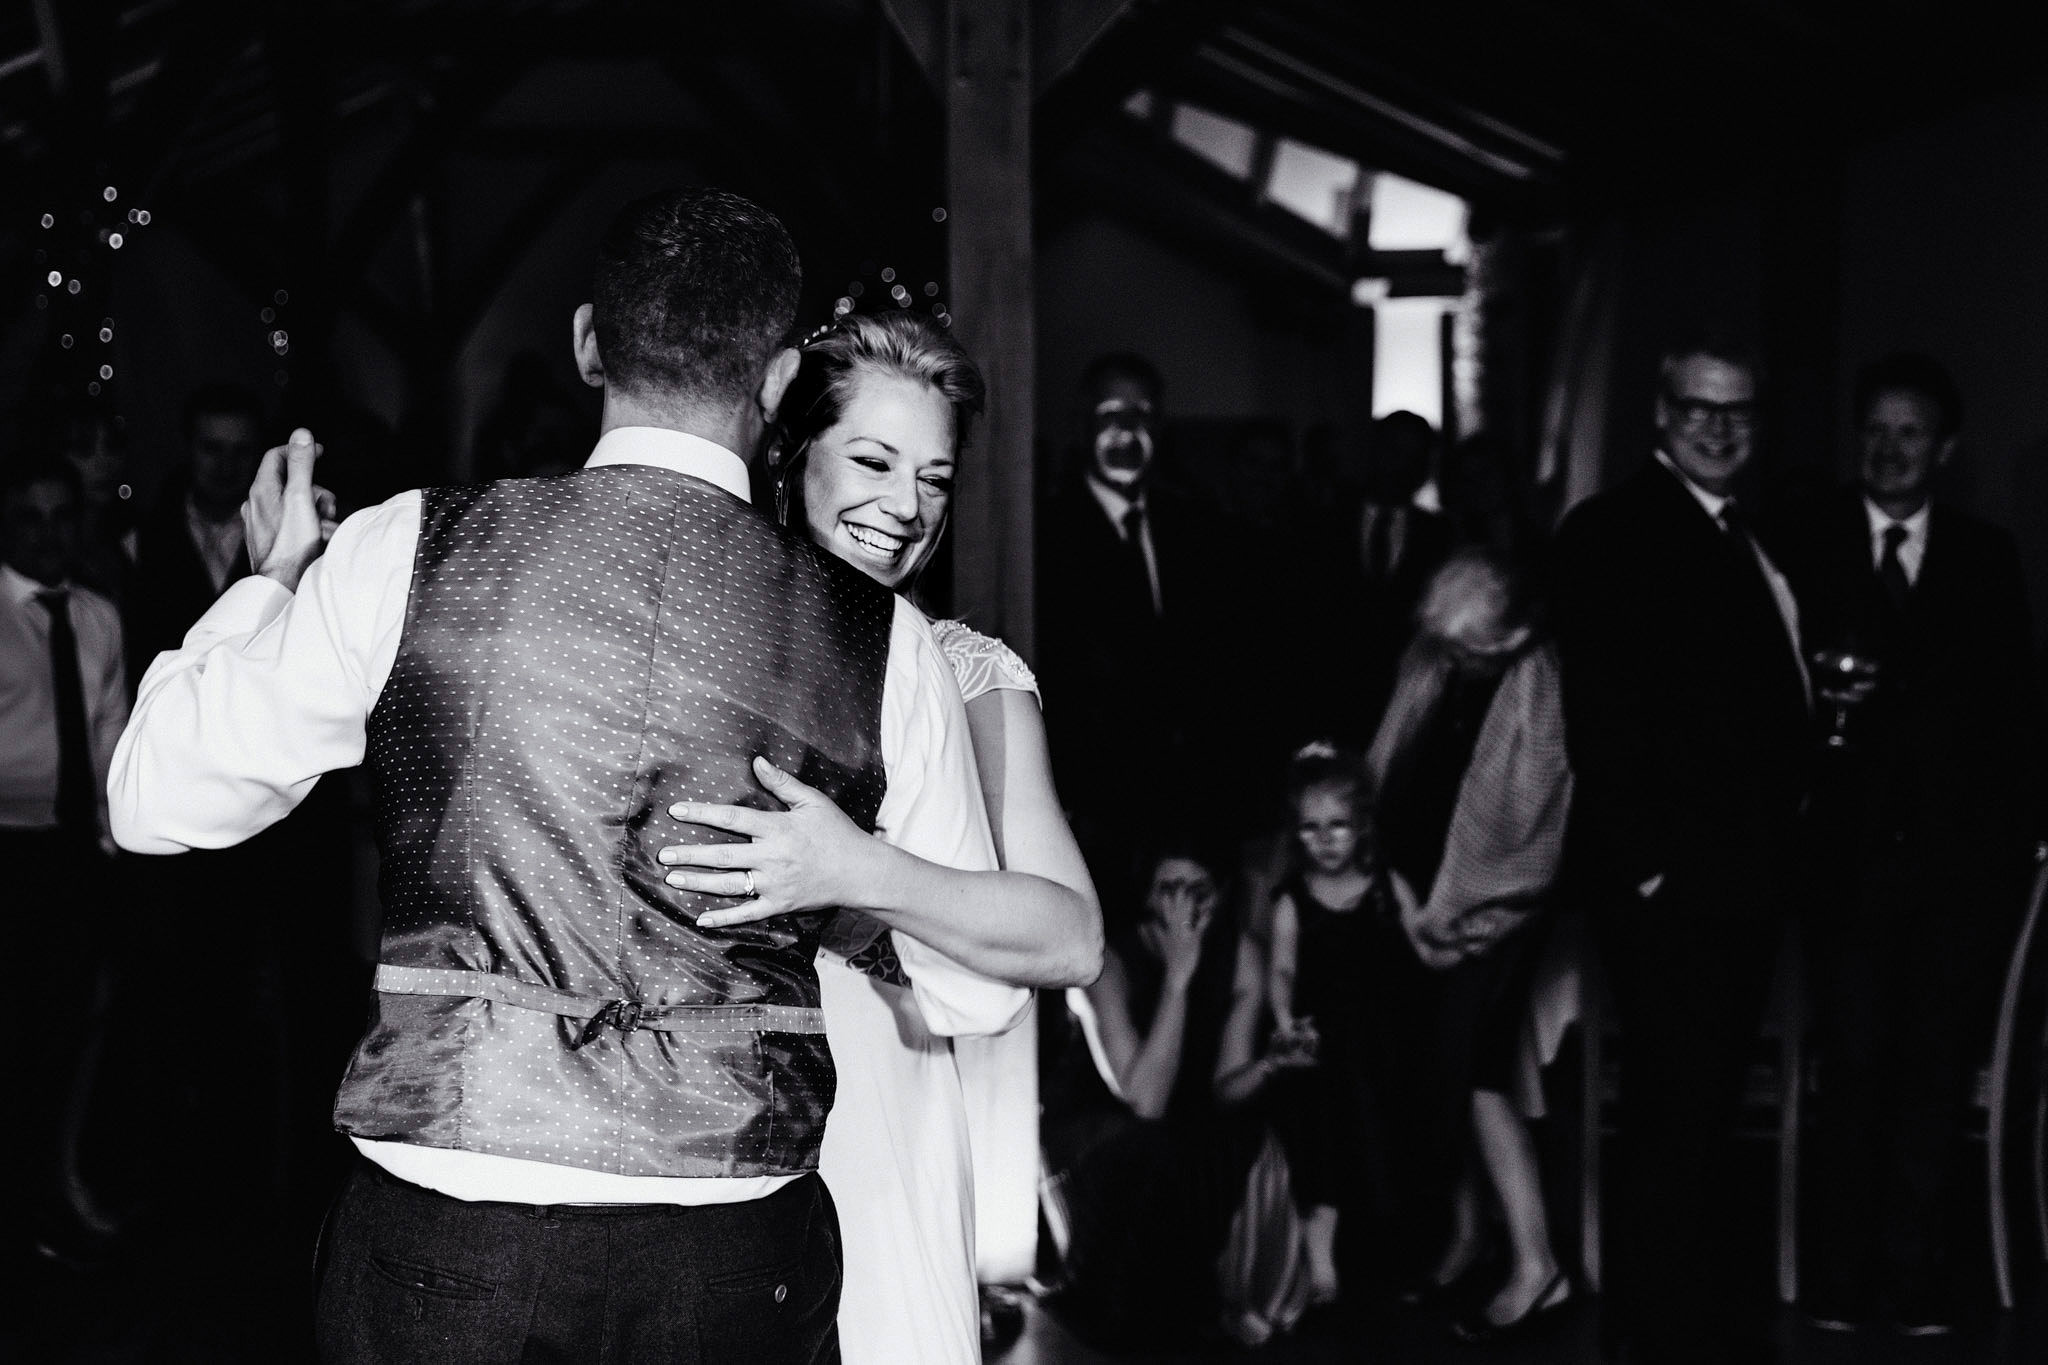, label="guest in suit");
[122,381,356,1293]
[126,382,264,677]
[1790,353,2042,1337]
[1039,354,1251,902]
[1344,412,1452,734]
[53,408,138,612]
[1551,335,1811,1365]
[0,457,129,1275]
